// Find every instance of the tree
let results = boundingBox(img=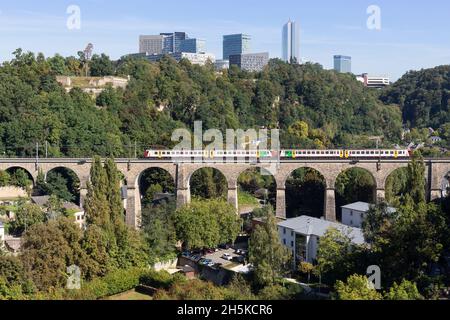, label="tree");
[9,169,32,190]
[407,151,426,205]
[298,262,315,284]
[89,54,115,77]
[82,157,147,276]
[0,170,11,187]
[142,200,177,263]
[224,274,255,300]
[385,280,423,300]
[334,275,382,300]
[315,228,361,285]
[248,207,291,287]
[173,199,240,250]
[20,218,85,291]
[0,255,34,297]
[84,157,110,227]
[10,202,45,235]
[104,158,124,223]
[45,194,65,221]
